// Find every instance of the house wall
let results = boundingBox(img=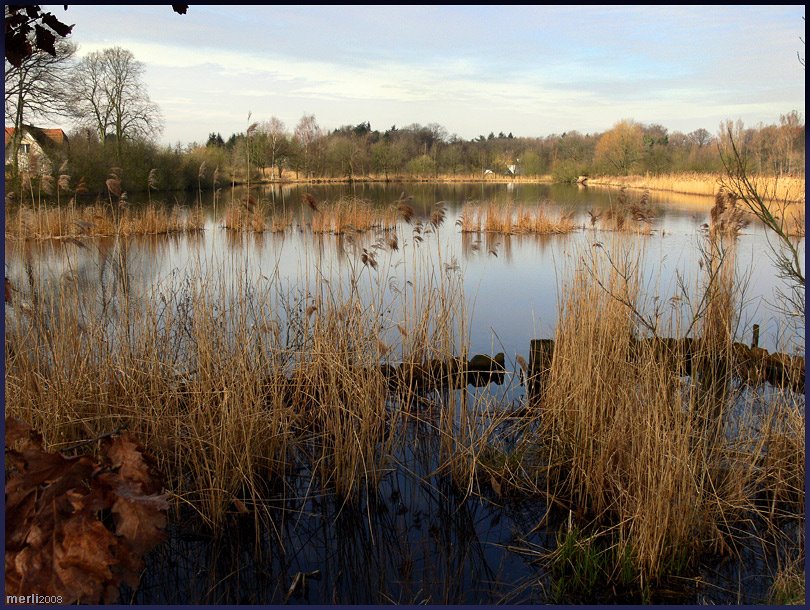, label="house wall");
[5,131,53,174]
